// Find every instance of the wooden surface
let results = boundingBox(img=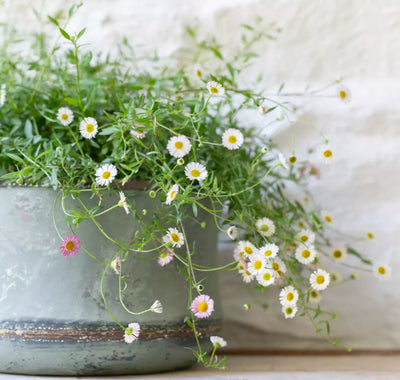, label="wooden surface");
[1,354,400,379]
